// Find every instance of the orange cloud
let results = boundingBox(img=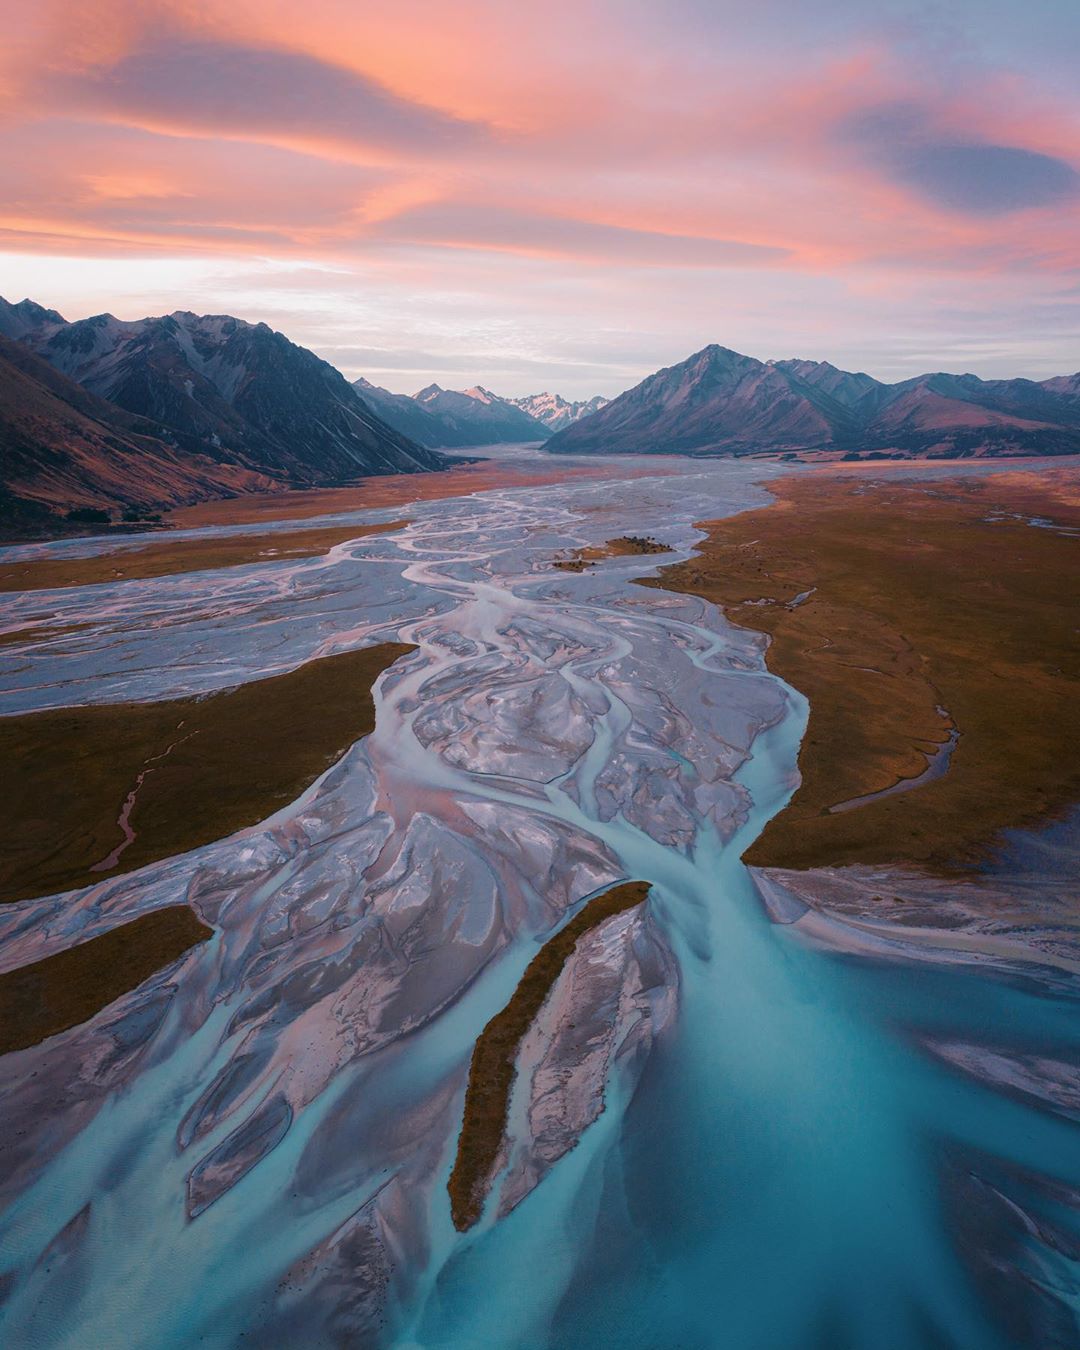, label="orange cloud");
[1,0,1079,391]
